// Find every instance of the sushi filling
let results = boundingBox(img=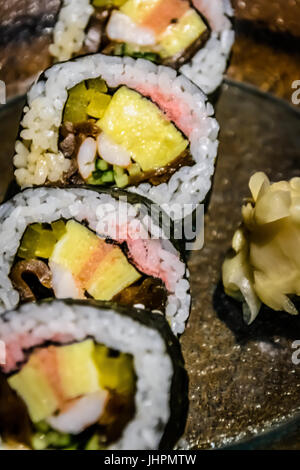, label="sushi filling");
[0,339,136,450]
[9,220,168,310]
[59,78,193,188]
[83,0,210,66]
